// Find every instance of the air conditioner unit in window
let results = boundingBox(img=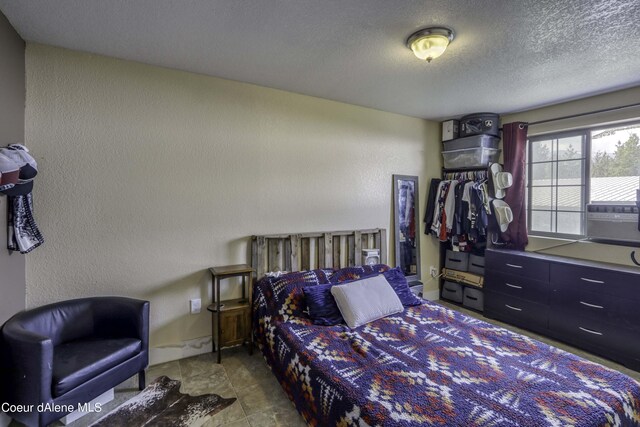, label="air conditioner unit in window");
[586,201,640,245]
